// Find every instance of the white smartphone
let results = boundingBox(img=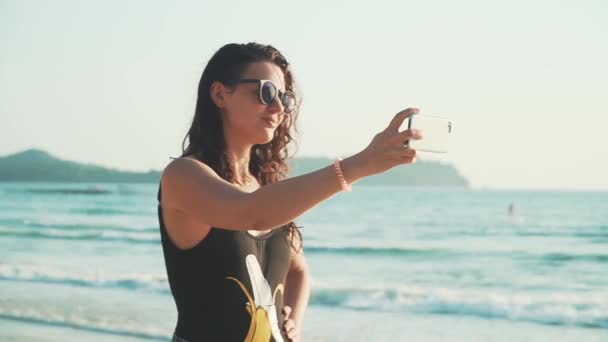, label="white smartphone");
[404,115,452,153]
